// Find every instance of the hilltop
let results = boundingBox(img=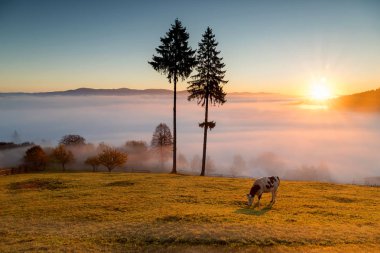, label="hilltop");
[1,172,379,252]
[329,88,380,112]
